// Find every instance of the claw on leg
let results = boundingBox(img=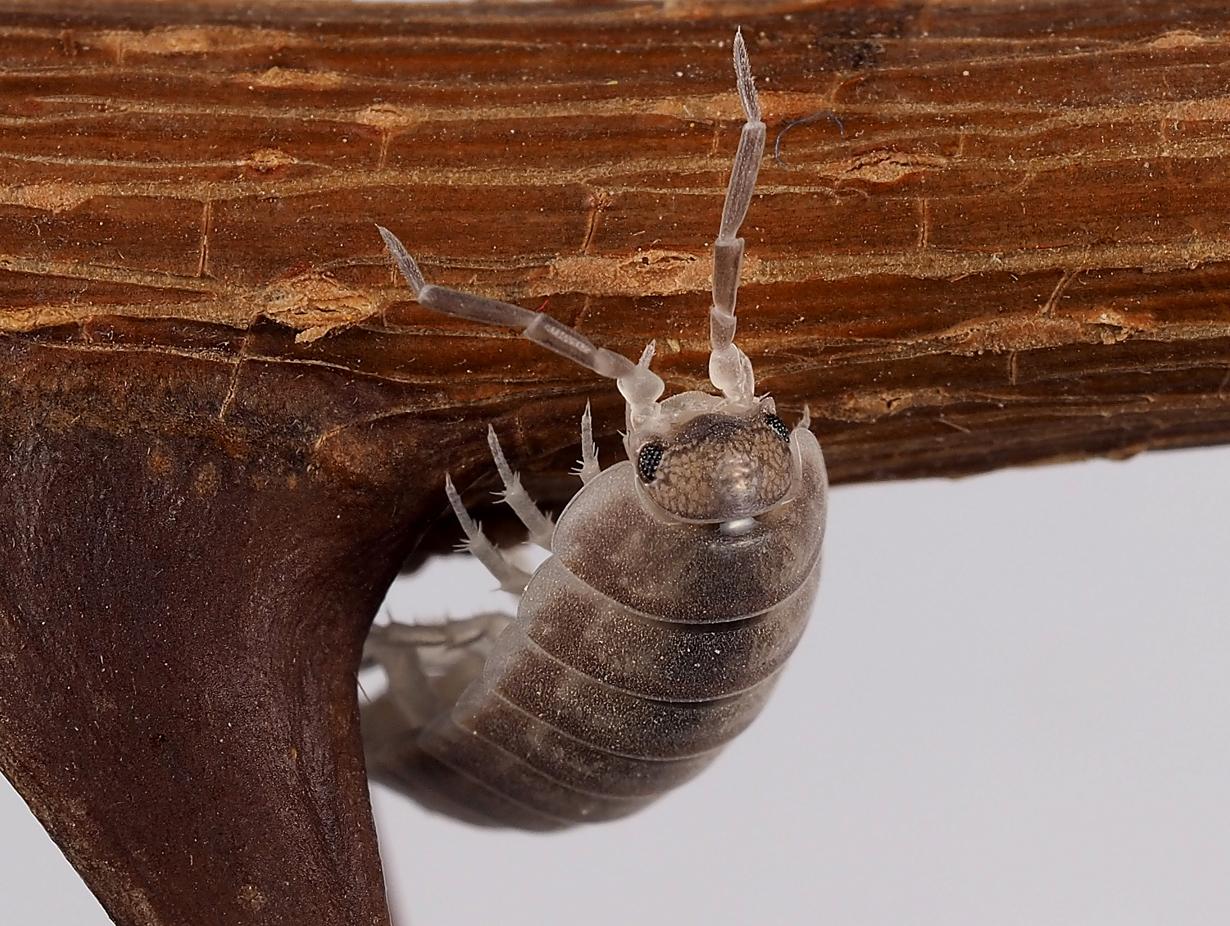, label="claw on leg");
[487,426,555,551]
[444,474,532,594]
